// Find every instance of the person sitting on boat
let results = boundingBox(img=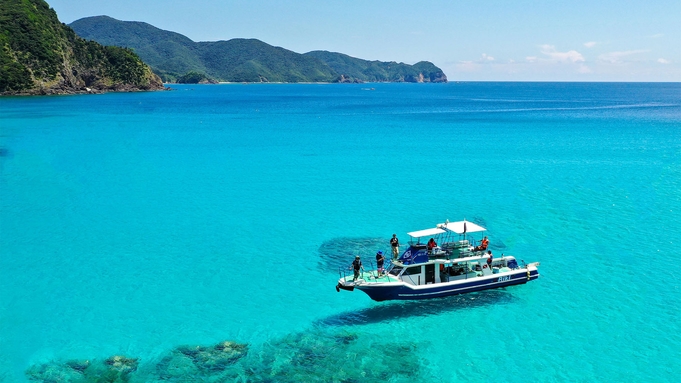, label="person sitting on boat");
[486,250,493,268]
[474,236,489,252]
[376,251,385,276]
[351,255,364,281]
[427,238,437,254]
